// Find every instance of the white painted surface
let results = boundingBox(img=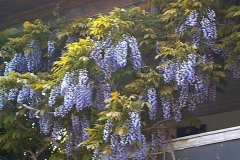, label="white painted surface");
[171,126,240,151]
